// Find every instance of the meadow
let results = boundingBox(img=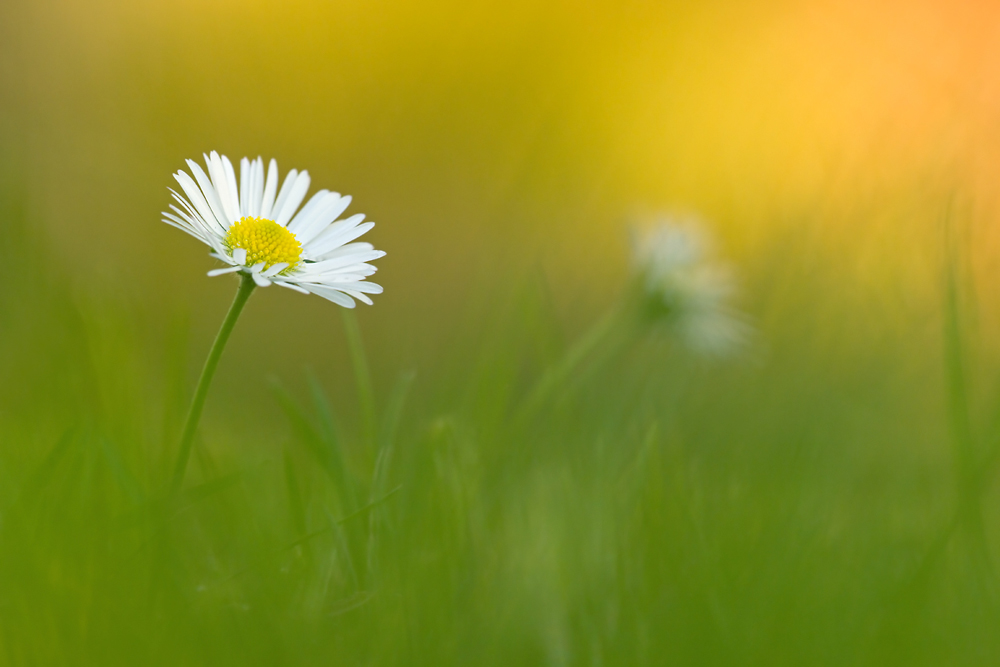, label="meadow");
[3,0,1000,664]
[3,172,999,664]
